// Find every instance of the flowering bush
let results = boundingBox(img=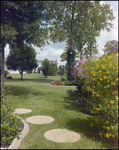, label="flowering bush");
[7,76,12,79]
[74,54,118,140]
[56,81,61,85]
[51,81,55,85]
[61,82,65,86]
